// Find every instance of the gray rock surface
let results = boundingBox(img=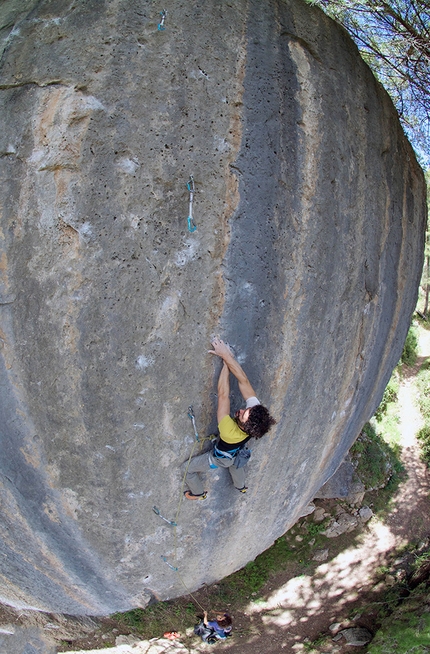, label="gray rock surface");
[324,512,360,538]
[0,626,57,654]
[313,507,328,523]
[298,502,316,517]
[358,506,373,523]
[337,627,373,646]
[0,0,426,614]
[315,461,355,498]
[312,548,329,562]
